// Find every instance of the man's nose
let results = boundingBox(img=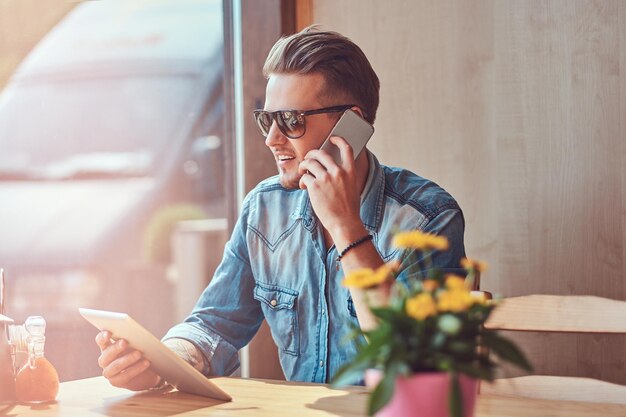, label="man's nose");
[264,121,288,147]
